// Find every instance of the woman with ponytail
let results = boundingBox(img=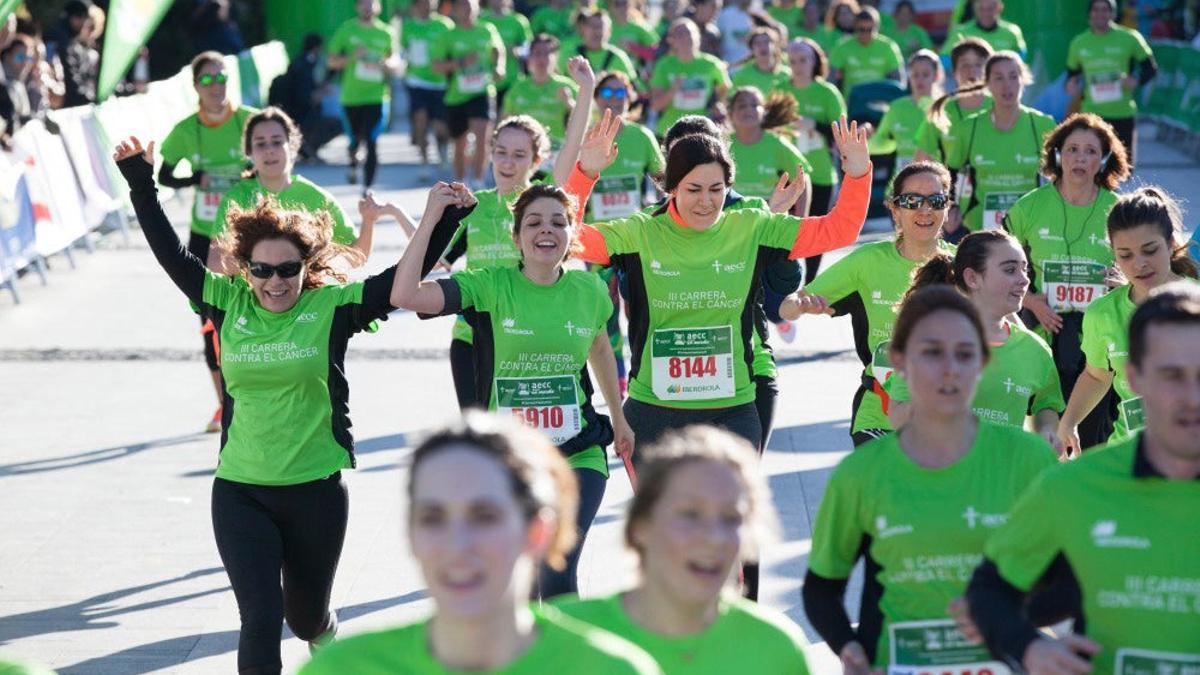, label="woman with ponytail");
[728,86,812,208]
[914,37,992,165]
[871,49,943,170]
[884,230,1065,454]
[1057,187,1200,455]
